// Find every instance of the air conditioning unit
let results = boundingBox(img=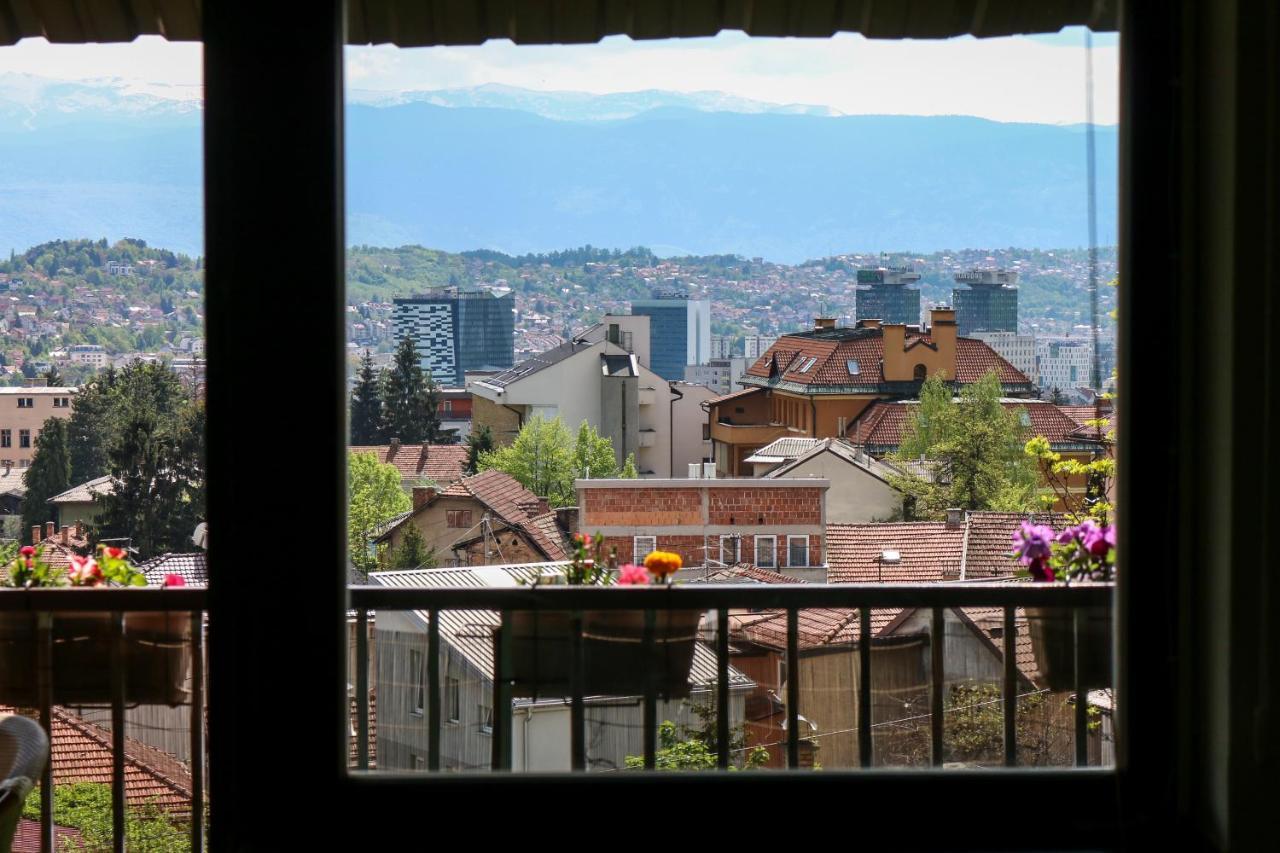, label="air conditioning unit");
[702,462,717,479]
[687,463,702,479]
